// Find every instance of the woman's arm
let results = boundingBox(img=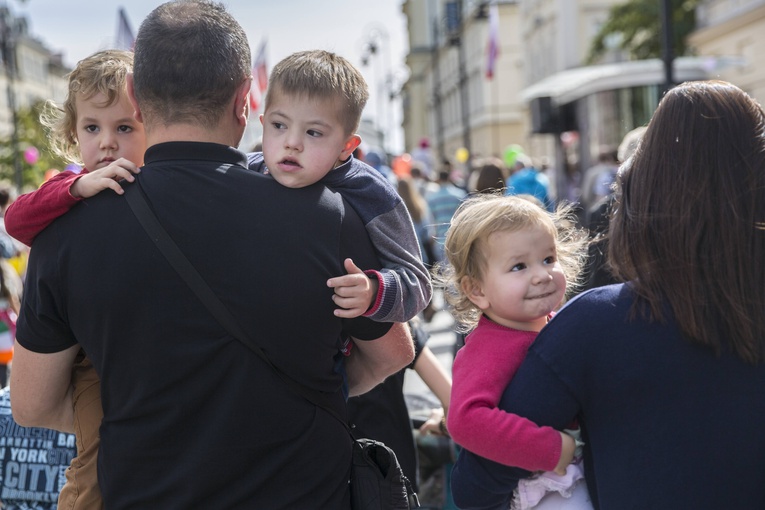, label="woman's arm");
[413,345,452,435]
[414,345,451,407]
